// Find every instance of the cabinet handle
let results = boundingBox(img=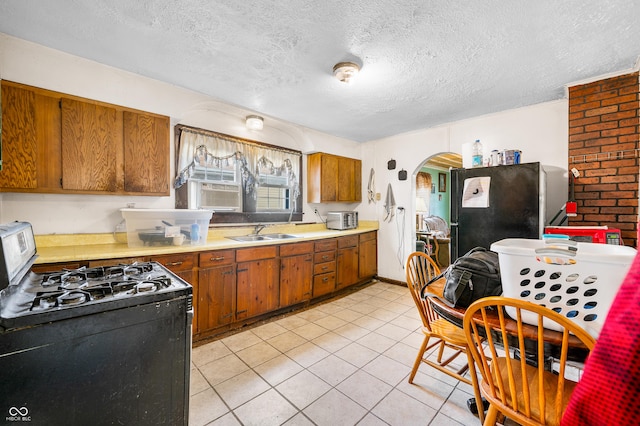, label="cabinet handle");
[322,255,329,260]
[321,266,328,271]
[237,268,248,273]
[237,309,247,315]
[210,256,225,261]
[222,270,234,276]
[222,313,233,319]
[322,277,329,282]
[166,261,183,266]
